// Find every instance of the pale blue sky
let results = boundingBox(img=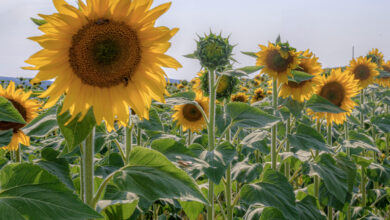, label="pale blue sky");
[0,0,389,80]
